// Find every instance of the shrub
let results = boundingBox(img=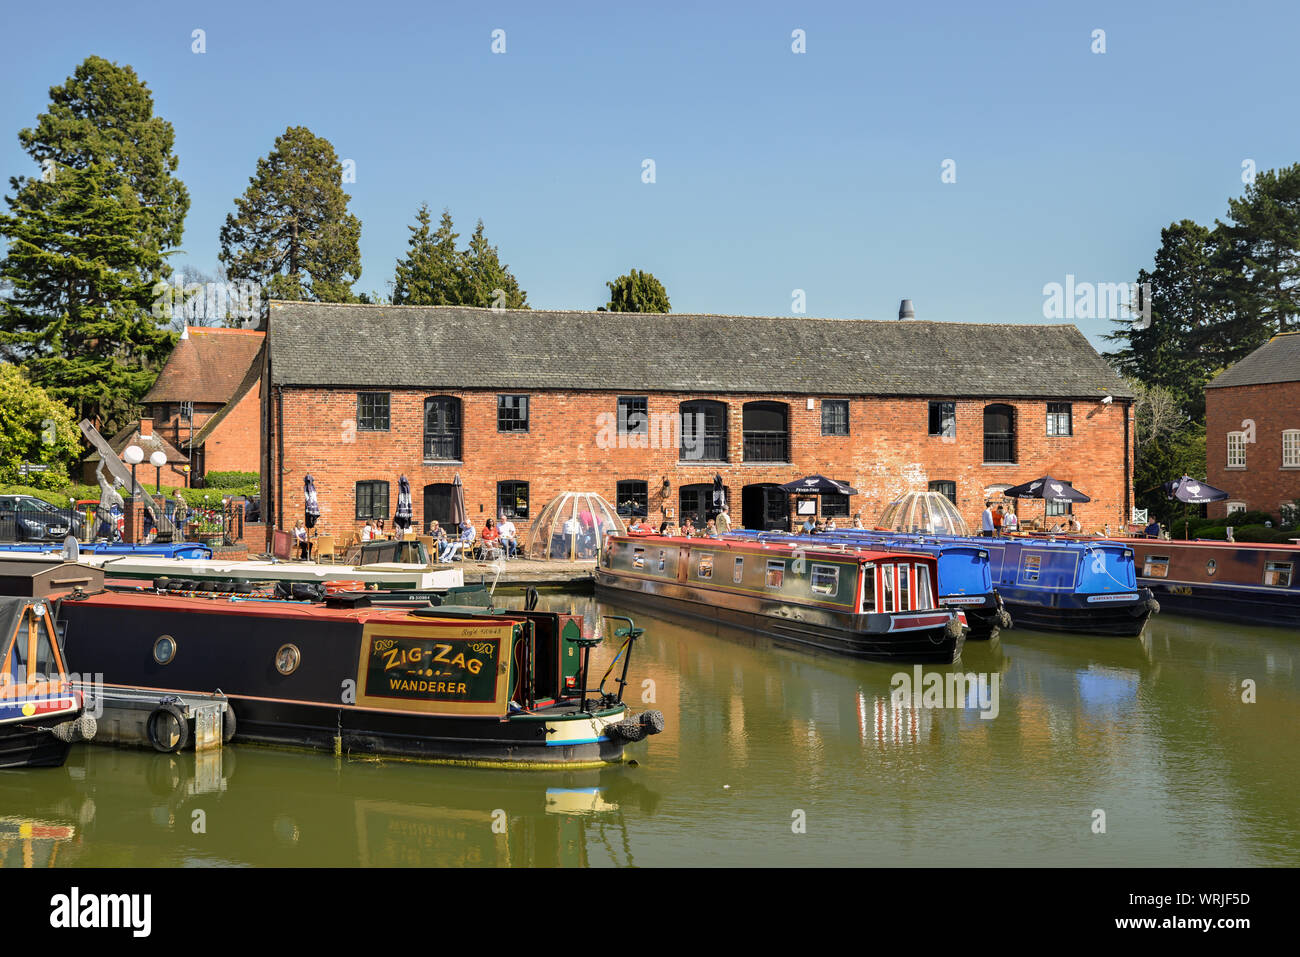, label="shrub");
[1226,510,1274,527]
